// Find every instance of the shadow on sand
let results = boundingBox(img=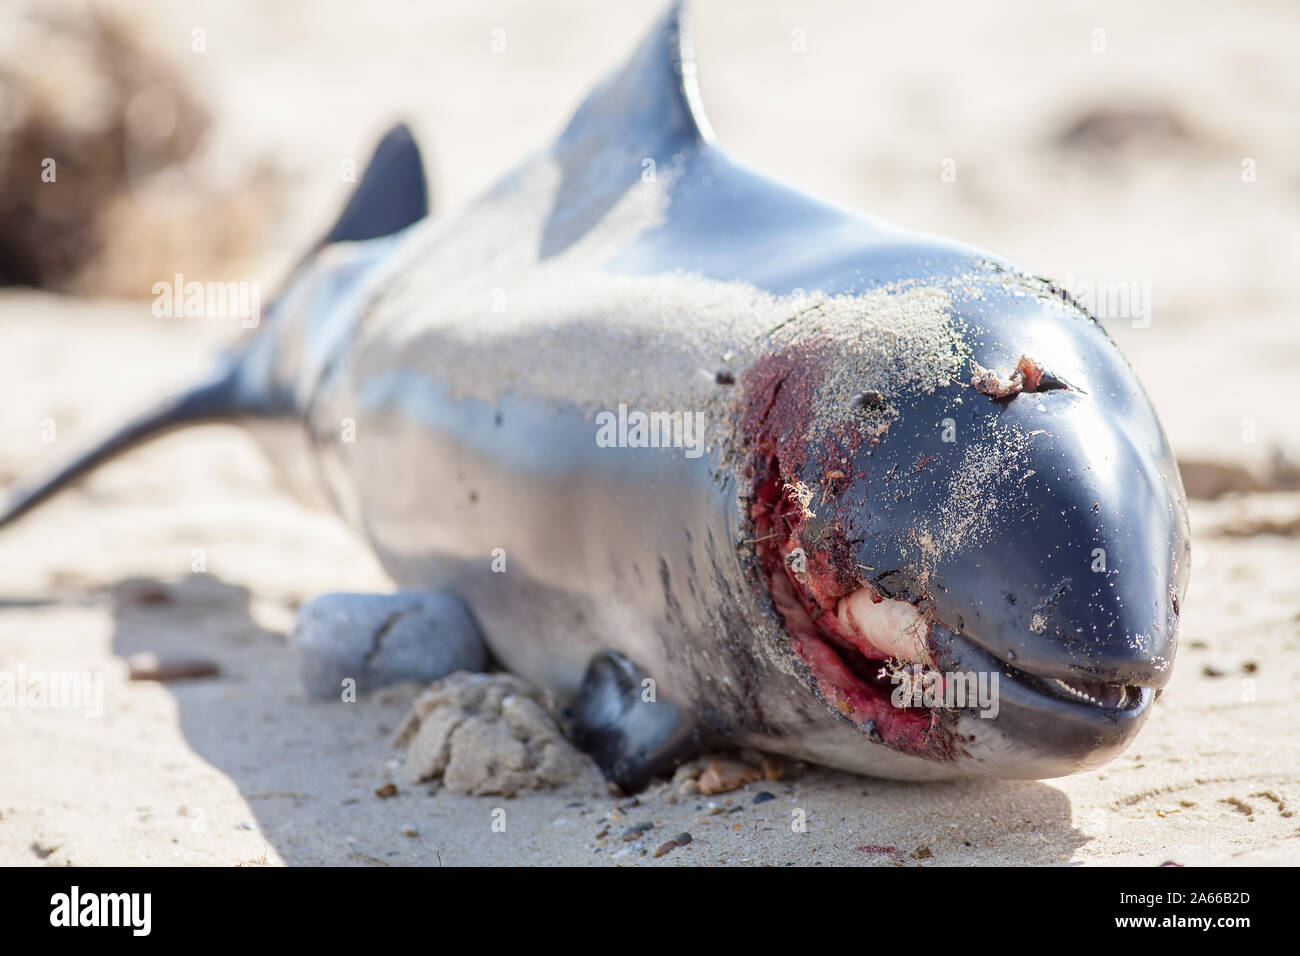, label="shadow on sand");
[98,572,1090,865]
